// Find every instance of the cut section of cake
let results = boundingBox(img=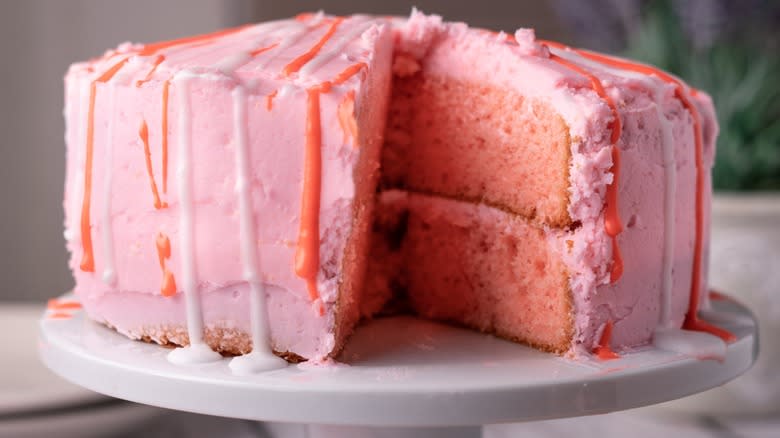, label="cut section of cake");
[370,12,724,356]
[62,10,730,365]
